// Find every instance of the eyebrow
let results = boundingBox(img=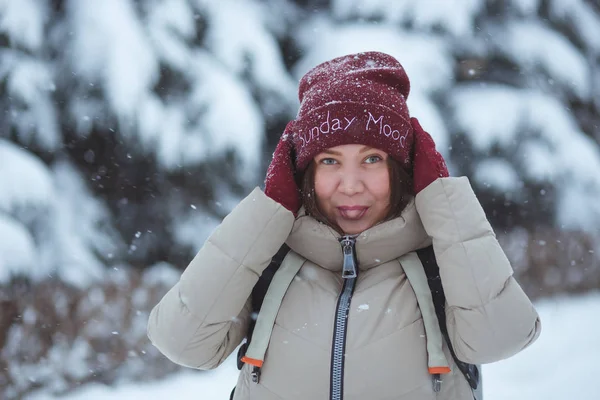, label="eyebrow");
[320,146,376,156]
